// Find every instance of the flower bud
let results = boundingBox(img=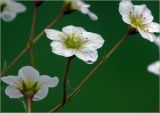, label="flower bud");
[34,0,43,8]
